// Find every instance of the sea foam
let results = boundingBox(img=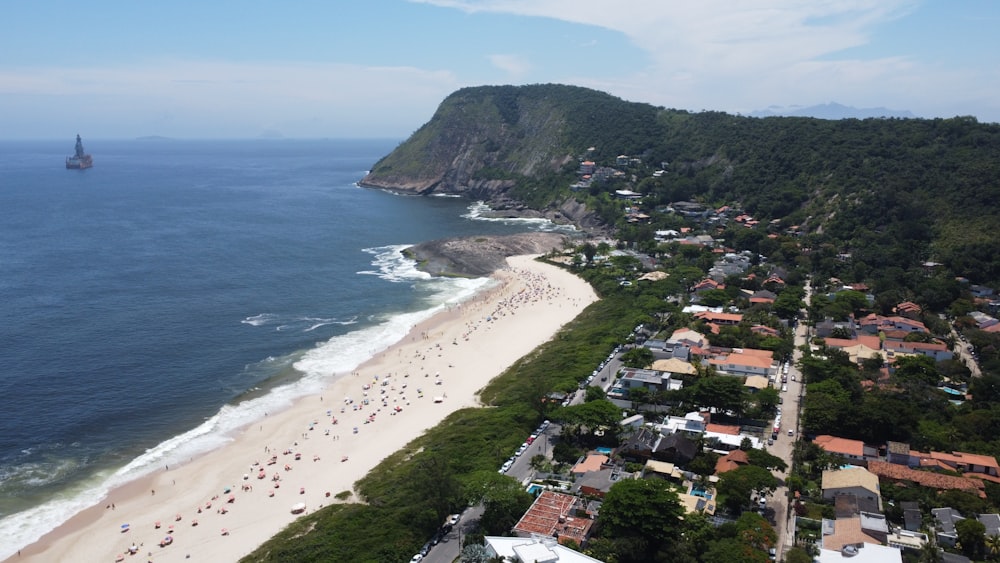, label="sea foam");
[0,243,492,560]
